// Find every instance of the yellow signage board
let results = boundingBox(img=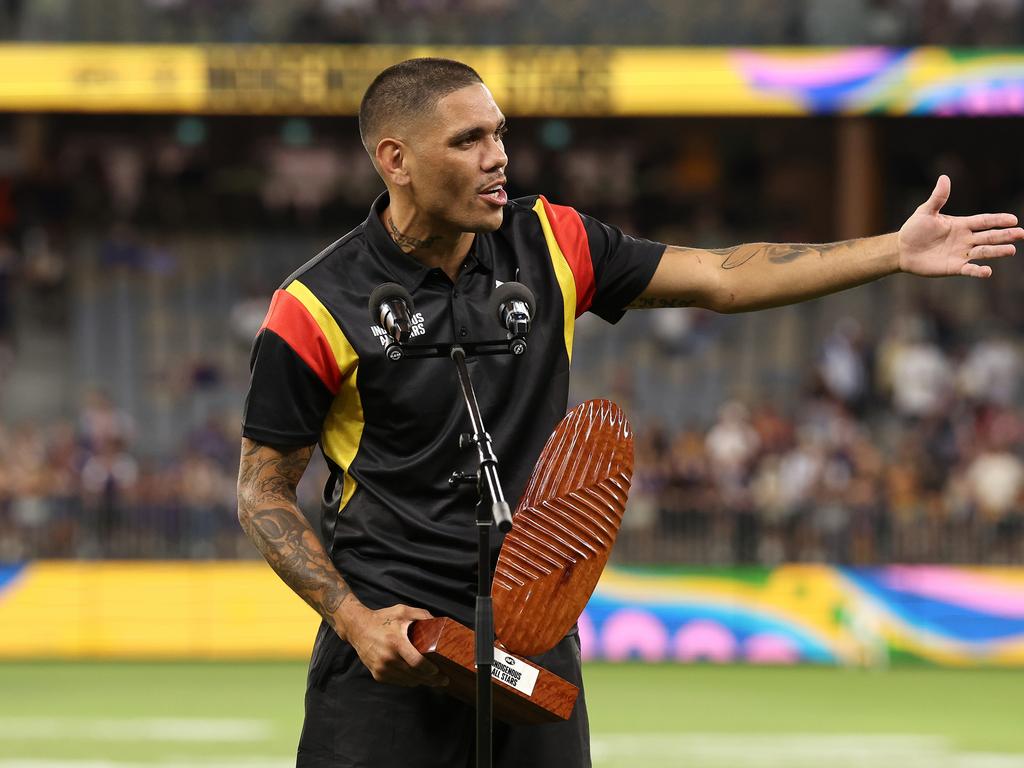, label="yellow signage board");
[0,45,1022,116]
[0,561,318,659]
[0,45,206,112]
